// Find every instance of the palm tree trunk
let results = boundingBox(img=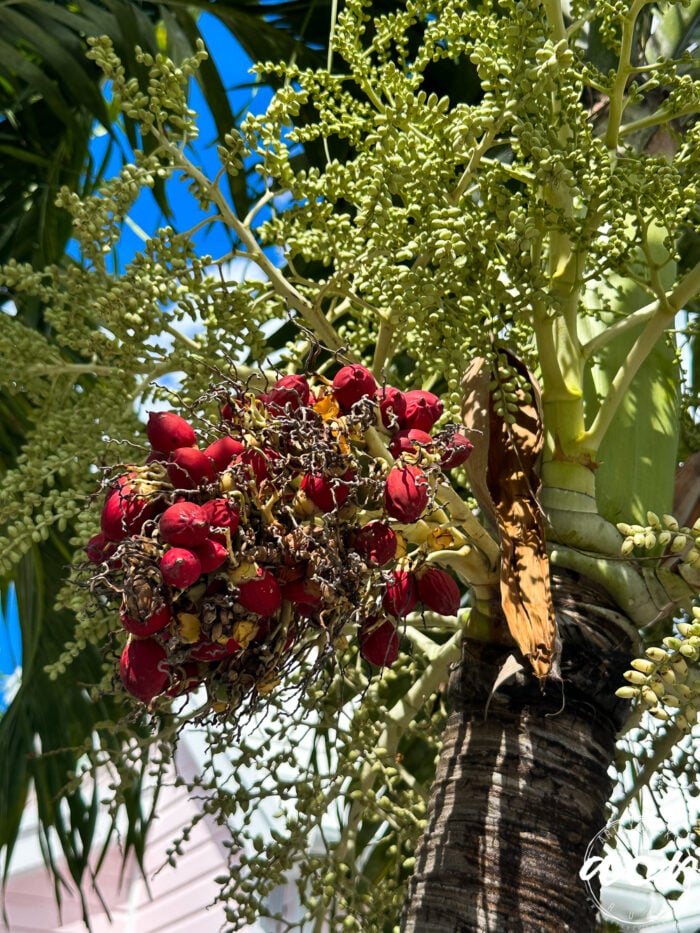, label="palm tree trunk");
[402,569,637,932]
